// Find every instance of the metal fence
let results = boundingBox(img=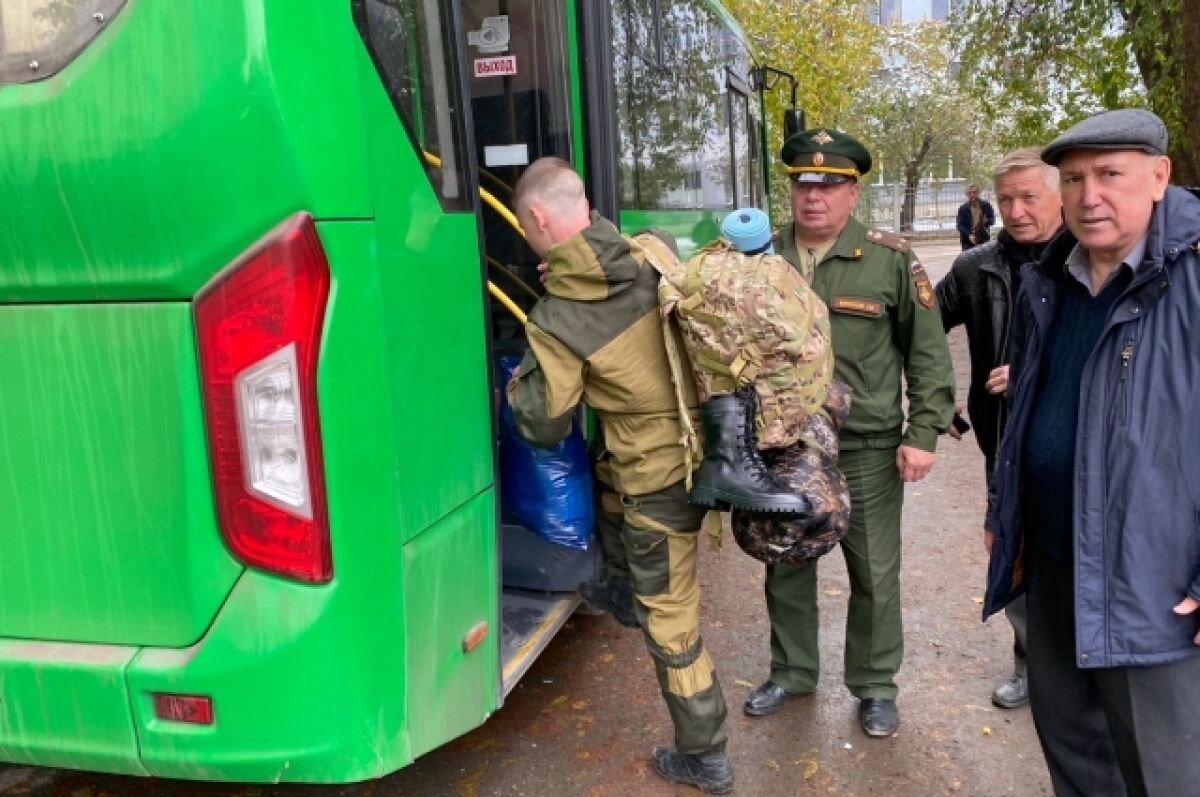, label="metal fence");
[853,178,989,237]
